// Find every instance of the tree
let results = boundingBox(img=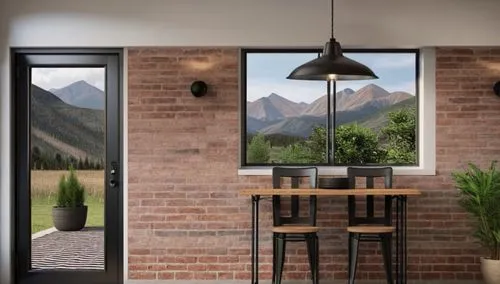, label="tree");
[279,126,327,164]
[279,143,311,163]
[78,157,84,169]
[247,133,271,163]
[32,146,41,169]
[84,156,90,169]
[55,153,63,170]
[334,124,384,164]
[303,126,327,163]
[381,107,416,164]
